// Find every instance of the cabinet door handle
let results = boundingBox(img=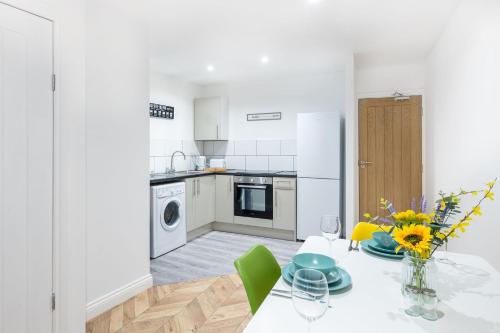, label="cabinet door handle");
[275,191,278,207]
[216,125,219,139]
[192,180,196,197]
[197,179,200,195]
